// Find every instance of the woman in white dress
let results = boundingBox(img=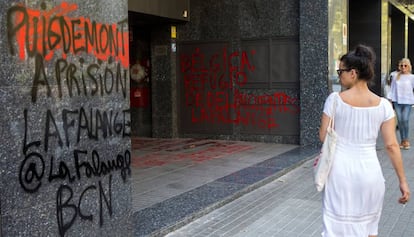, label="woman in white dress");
[319,45,410,237]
